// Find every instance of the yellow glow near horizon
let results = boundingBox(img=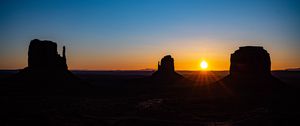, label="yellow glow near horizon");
[0,38,297,71]
[200,60,208,70]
